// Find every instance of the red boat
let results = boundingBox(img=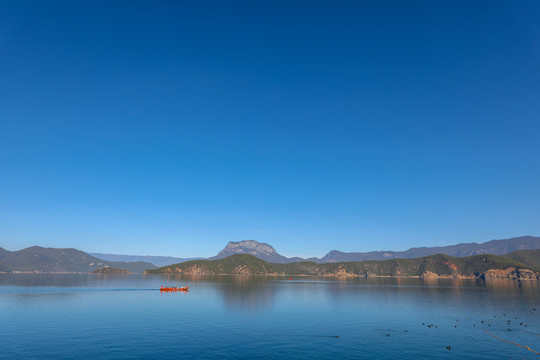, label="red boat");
[160,286,190,292]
